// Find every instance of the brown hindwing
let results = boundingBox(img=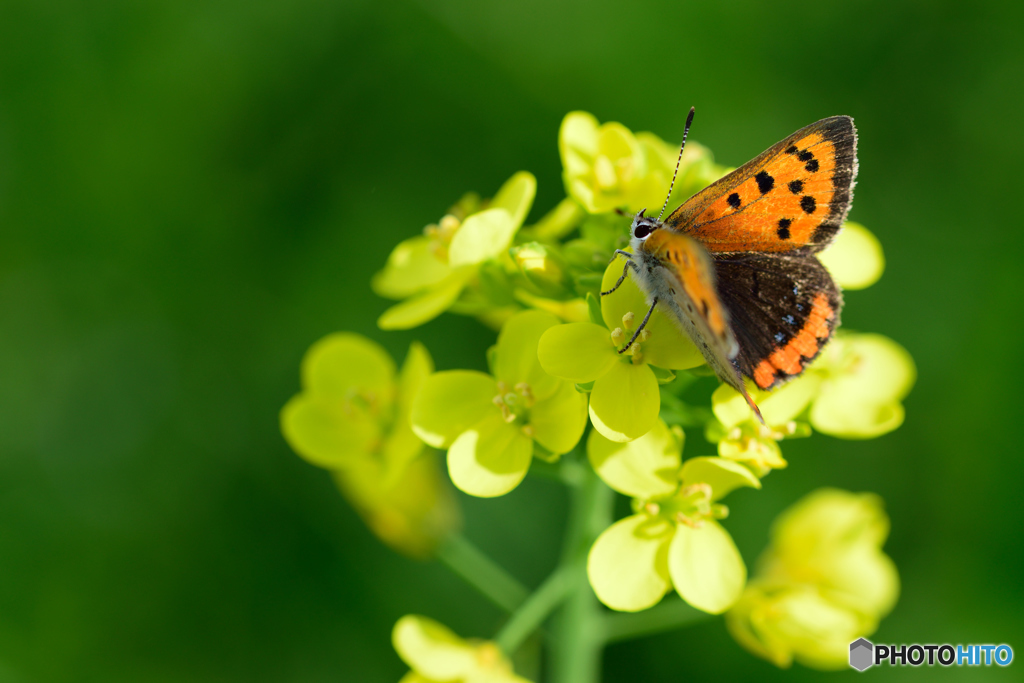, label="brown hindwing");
[712,252,842,390]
